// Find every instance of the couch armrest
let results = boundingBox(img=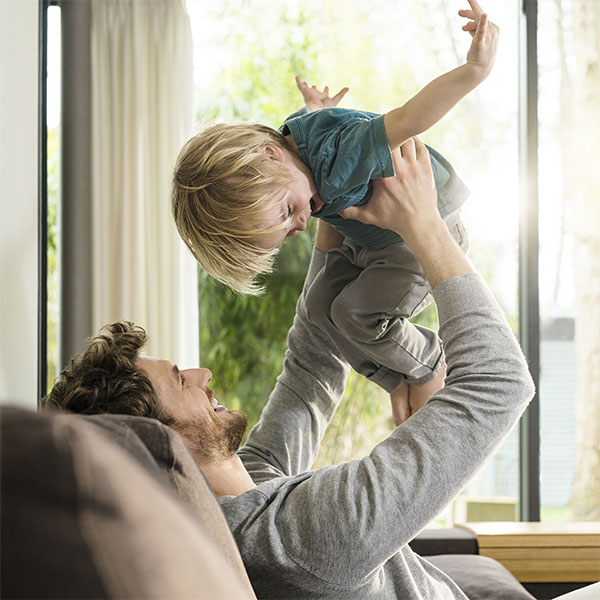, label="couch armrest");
[409,527,479,556]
